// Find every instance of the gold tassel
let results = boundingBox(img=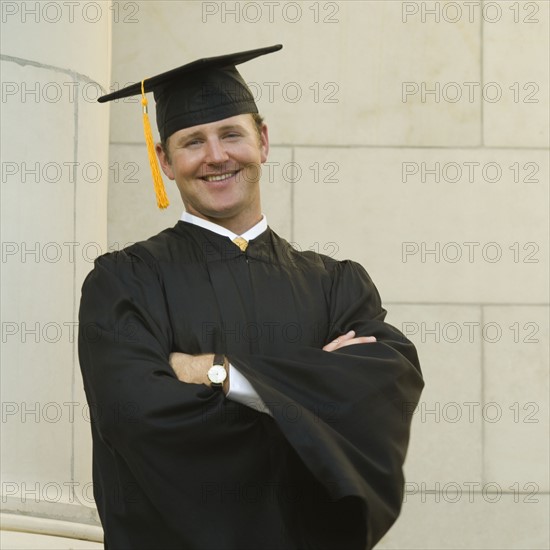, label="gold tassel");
[141,80,169,209]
